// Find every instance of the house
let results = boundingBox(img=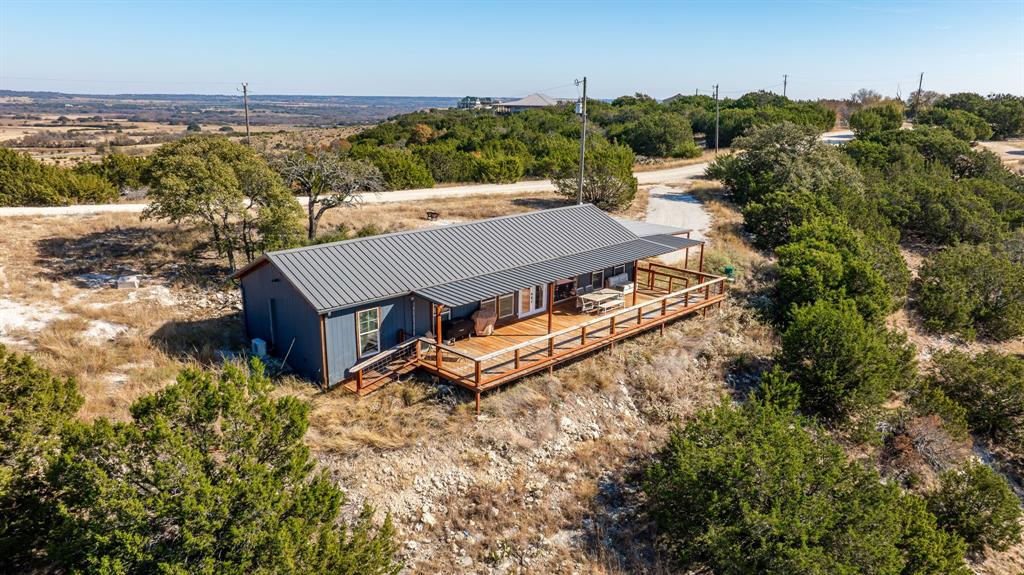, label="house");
[494,93,562,113]
[456,96,498,110]
[232,204,727,410]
